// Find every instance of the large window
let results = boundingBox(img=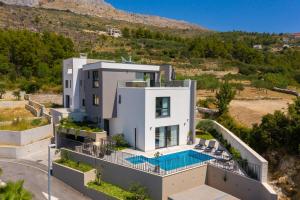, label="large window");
[92,71,99,88]
[92,94,99,106]
[156,97,170,117]
[155,125,179,149]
